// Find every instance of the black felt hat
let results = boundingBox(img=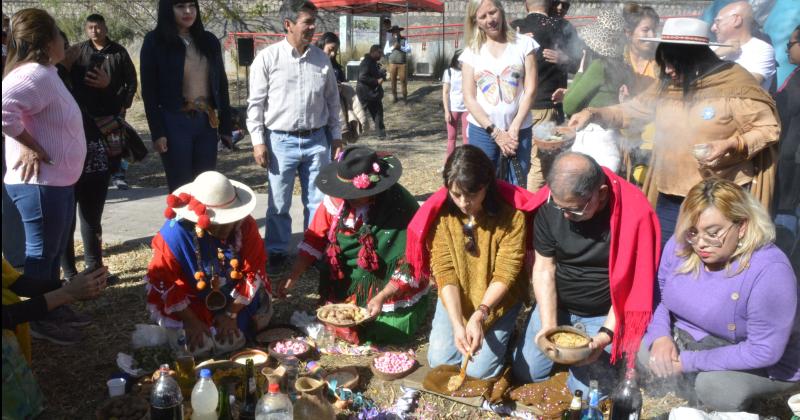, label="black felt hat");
[315,146,402,199]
